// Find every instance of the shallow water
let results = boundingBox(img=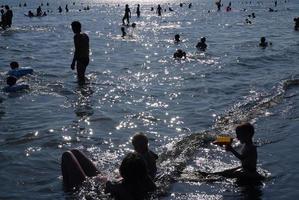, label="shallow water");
[0,0,299,199]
